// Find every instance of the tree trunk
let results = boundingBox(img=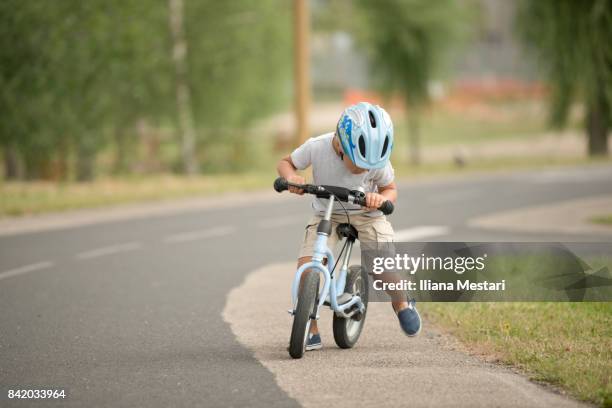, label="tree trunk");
[168,0,198,174]
[3,144,22,180]
[407,109,421,166]
[586,92,610,156]
[113,127,129,174]
[76,140,95,182]
[23,151,49,180]
[57,137,70,181]
[293,0,311,146]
